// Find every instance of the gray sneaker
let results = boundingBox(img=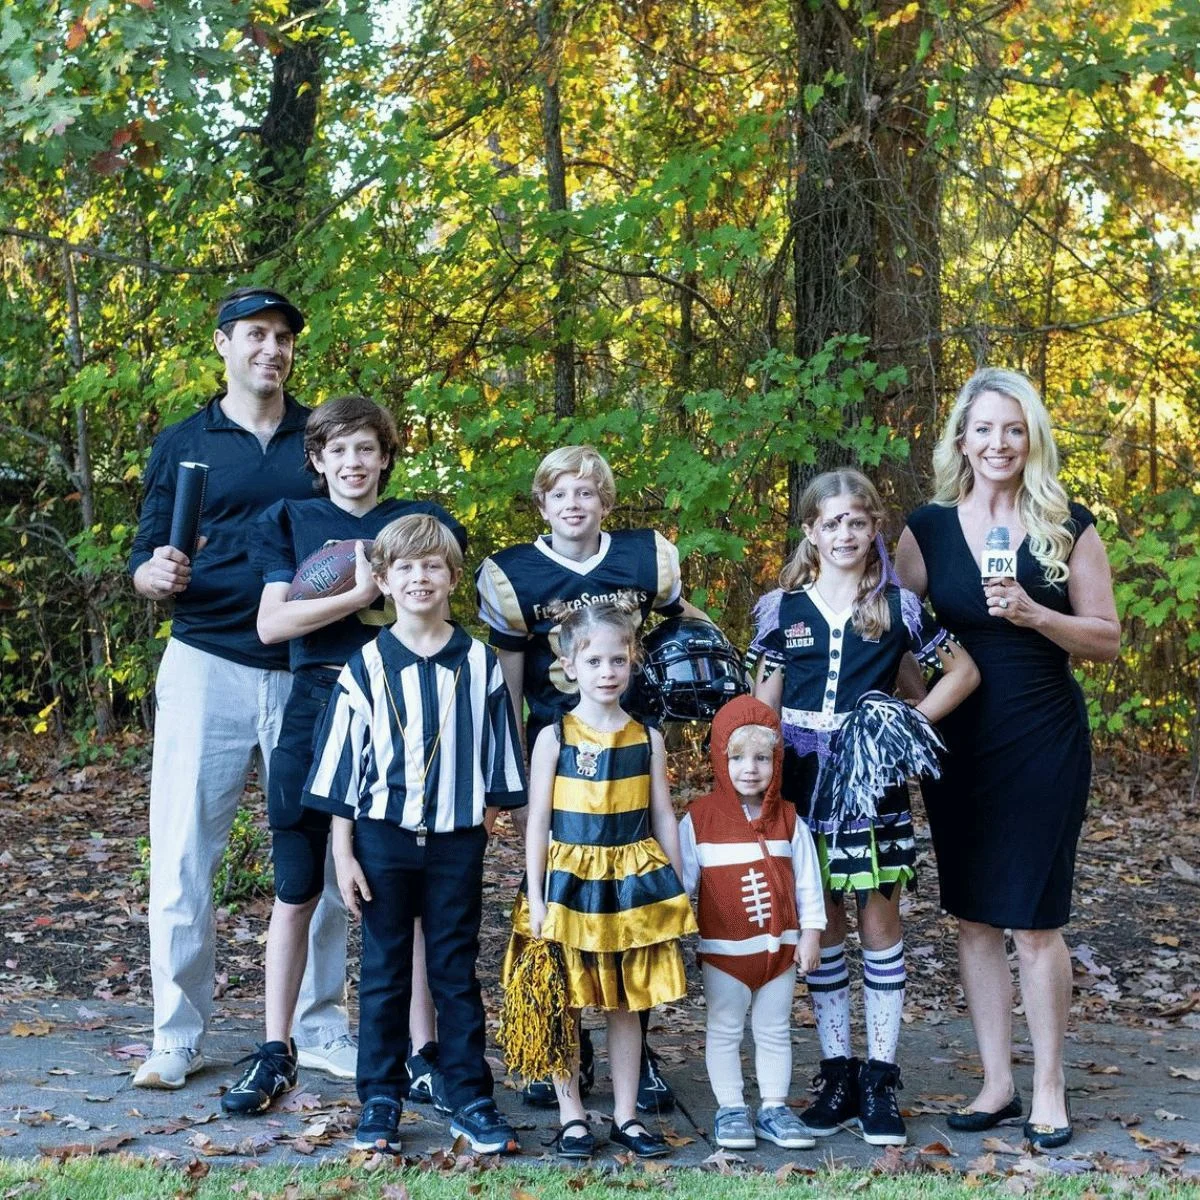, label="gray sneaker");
[714,1105,756,1150]
[756,1104,817,1149]
[133,1047,204,1090]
